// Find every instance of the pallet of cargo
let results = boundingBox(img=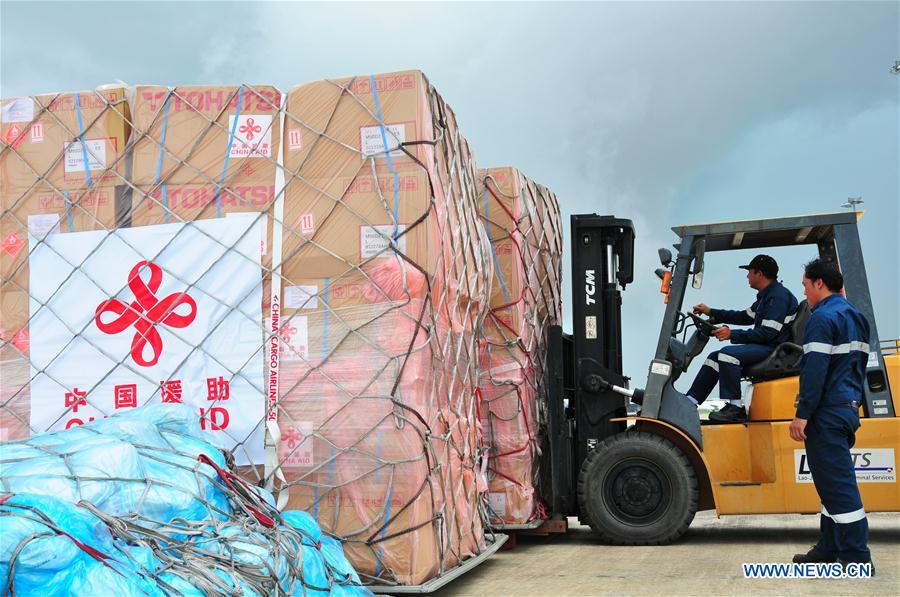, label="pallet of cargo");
[368,534,508,594]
